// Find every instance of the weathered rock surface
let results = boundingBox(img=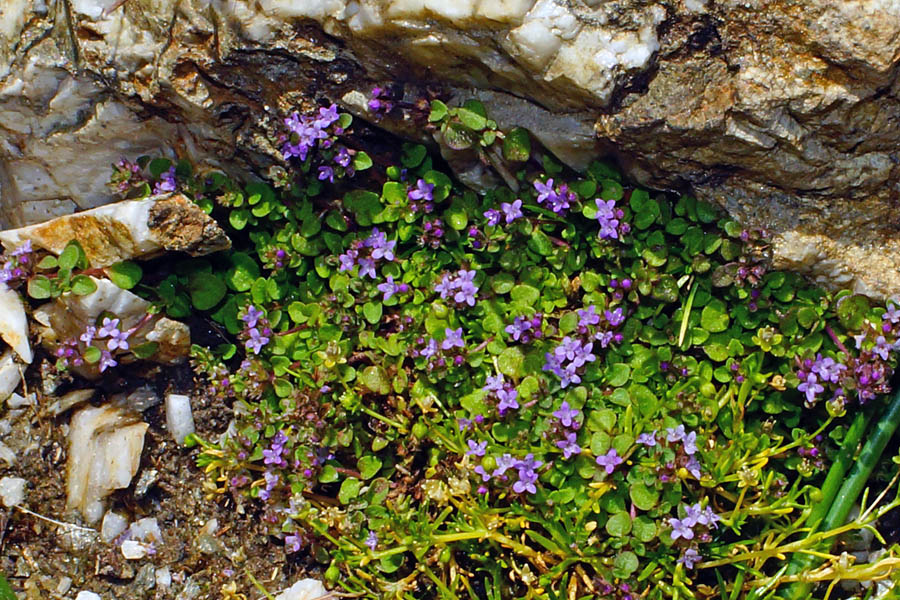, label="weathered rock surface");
[1,0,899,295]
[0,194,231,267]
